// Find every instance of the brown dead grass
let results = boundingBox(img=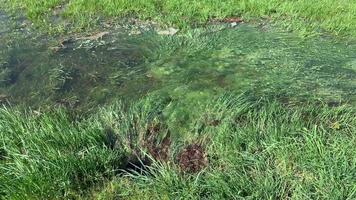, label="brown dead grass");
[177,143,208,173]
